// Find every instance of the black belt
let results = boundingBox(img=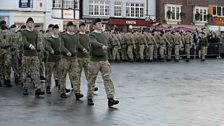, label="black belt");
[175,44,180,45]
